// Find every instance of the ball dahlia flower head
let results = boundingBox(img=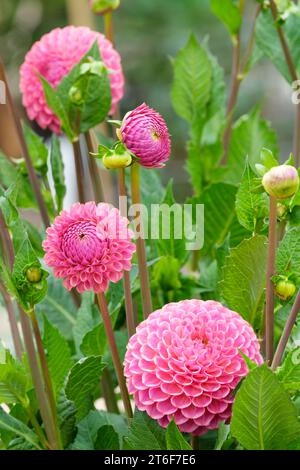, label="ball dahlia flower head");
[20,26,124,134]
[124,299,263,436]
[43,202,135,294]
[118,103,171,168]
